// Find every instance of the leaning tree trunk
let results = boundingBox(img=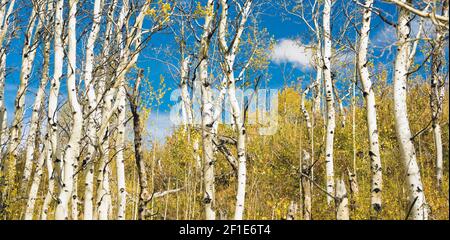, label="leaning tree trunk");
[0,0,15,165]
[22,1,52,218]
[5,6,40,196]
[393,0,428,220]
[322,0,335,205]
[55,0,82,220]
[21,2,49,201]
[357,0,382,215]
